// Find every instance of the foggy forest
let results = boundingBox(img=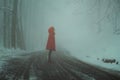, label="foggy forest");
[0,0,120,80]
